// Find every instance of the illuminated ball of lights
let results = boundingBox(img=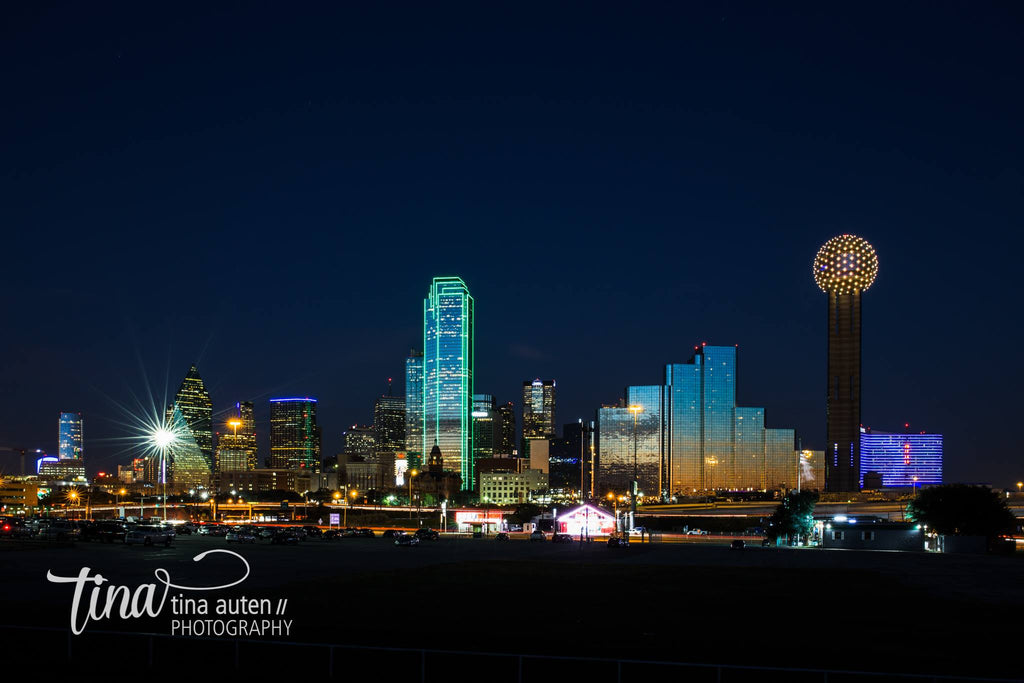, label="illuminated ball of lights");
[813,234,878,295]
